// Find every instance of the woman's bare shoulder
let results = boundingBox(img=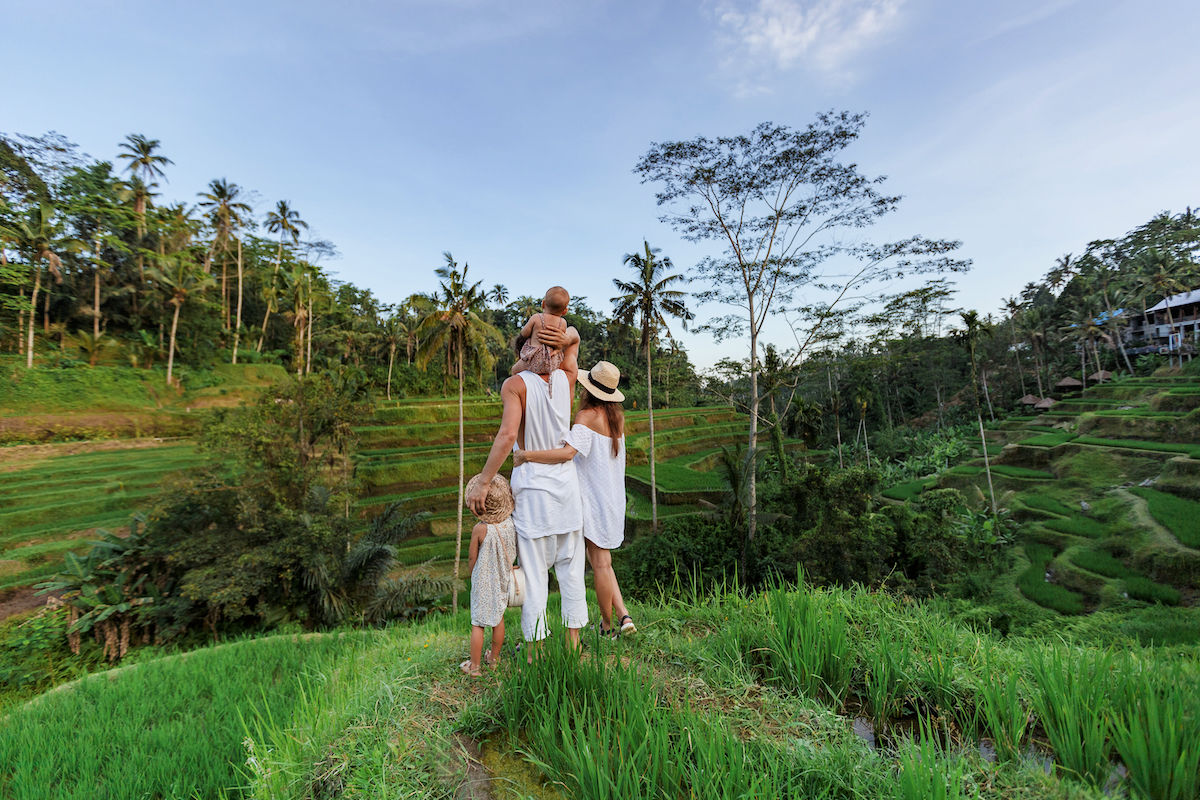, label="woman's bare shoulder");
[573,408,608,435]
